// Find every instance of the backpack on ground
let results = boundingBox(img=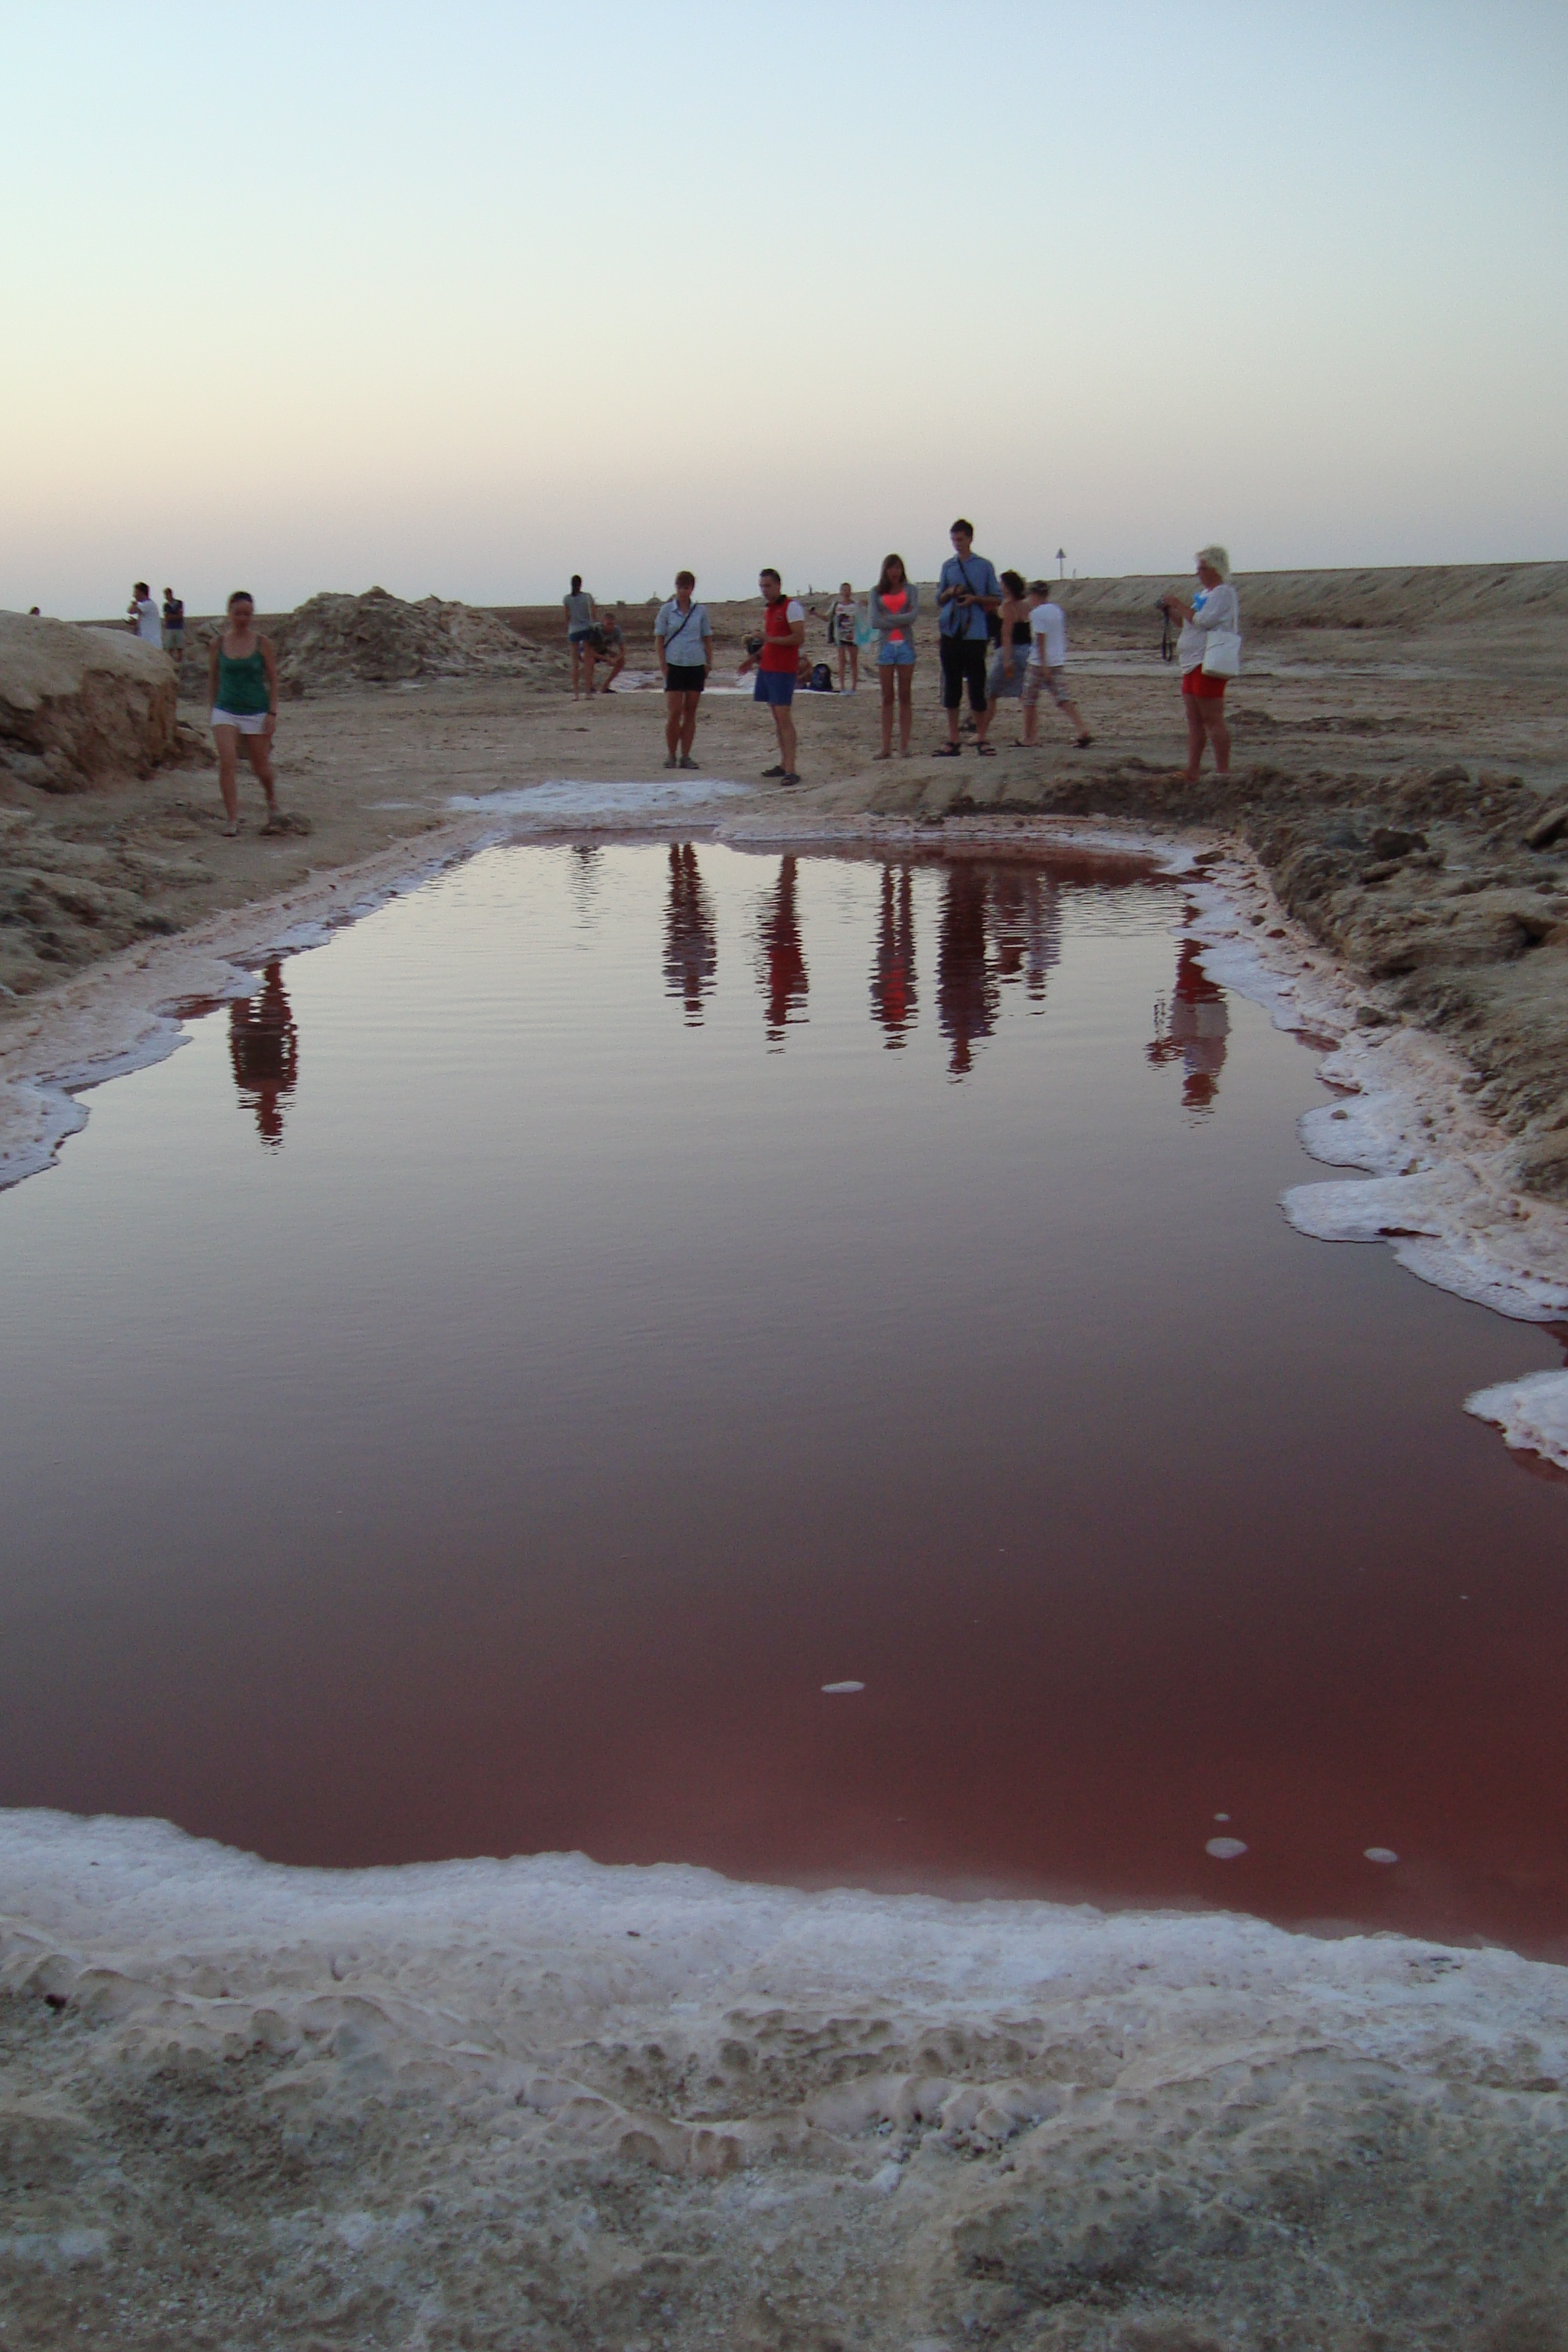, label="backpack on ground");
[808,663,833,692]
